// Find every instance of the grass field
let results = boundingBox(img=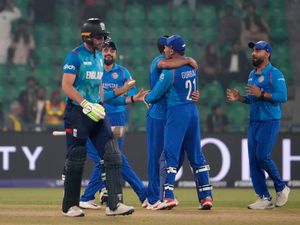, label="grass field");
[0,188,299,225]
